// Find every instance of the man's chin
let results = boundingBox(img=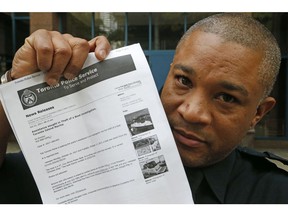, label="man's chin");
[177,148,208,168]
